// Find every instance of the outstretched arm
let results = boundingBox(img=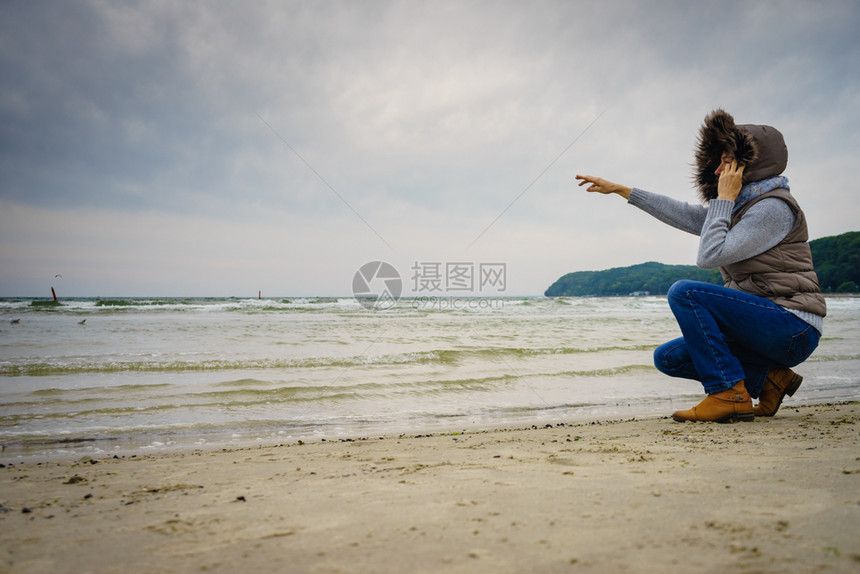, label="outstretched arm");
[575,174,632,199]
[576,173,707,235]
